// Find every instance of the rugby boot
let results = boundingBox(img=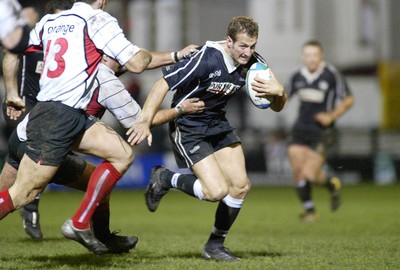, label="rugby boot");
[61,219,108,255]
[202,245,240,262]
[145,166,171,212]
[98,230,138,254]
[20,207,43,240]
[299,211,319,223]
[329,177,342,211]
